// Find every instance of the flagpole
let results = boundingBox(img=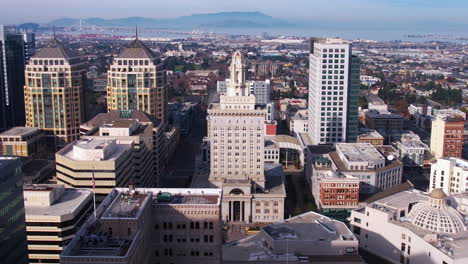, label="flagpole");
[92,166,97,219]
